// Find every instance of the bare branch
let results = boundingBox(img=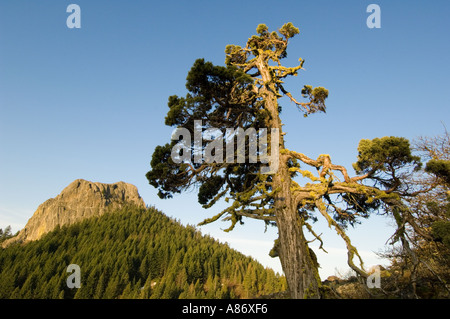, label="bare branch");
[235,209,276,221]
[315,199,368,278]
[277,84,311,112]
[282,149,320,168]
[304,221,328,253]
